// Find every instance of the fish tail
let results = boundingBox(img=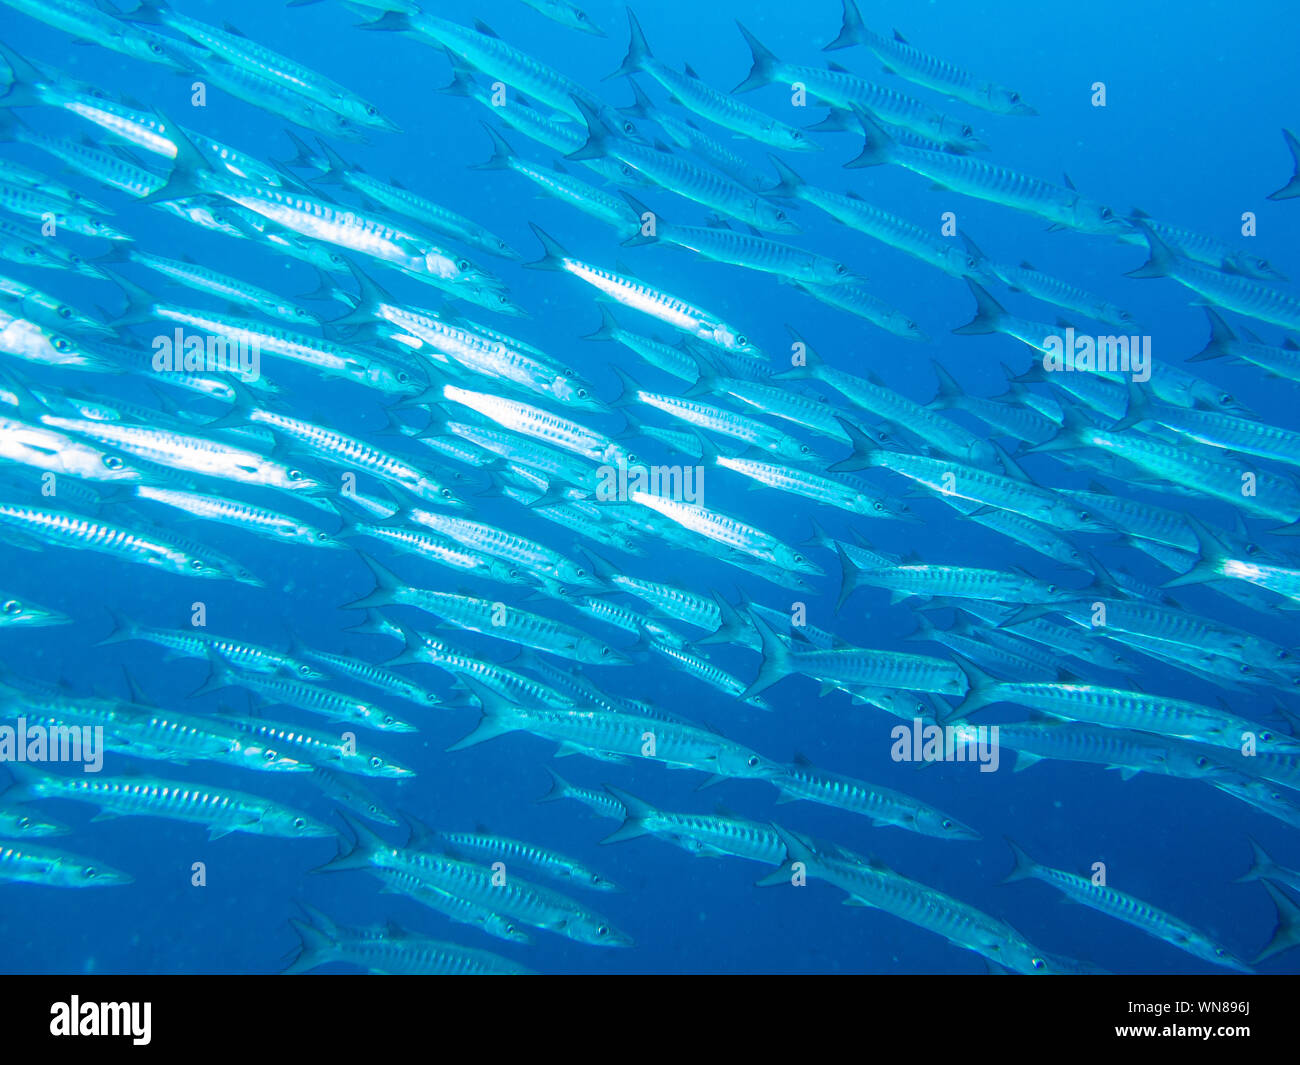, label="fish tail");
[739,608,792,700]
[281,918,332,975]
[120,0,169,26]
[732,22,780,93]
[0,43,49,108]
[96,609,140,647]
[824,0,867,51]
[952,280,1007,335]
[523,223,570,270]
[1253,881,1300,965]
[1163,517,1229,589]
[1001,837,1041,884]
[1187,307,1236,362]
[826,416,878,473]
[1234,837,1273,883]
[697,591,748,646]
[833,542,862,613]
[535,768,572,804]
[472,122,516,171]
[599,786,655,843]
[605,7,652,81]
[344,553,406,611]
[843,106,895,168]
[581,306,621,342]
[1267,129,1300,201]
[1124,220,1178,279]
[563,98,611,161]
[137,111,214,204]
[766,154,805,199]
[445,678,520,751]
